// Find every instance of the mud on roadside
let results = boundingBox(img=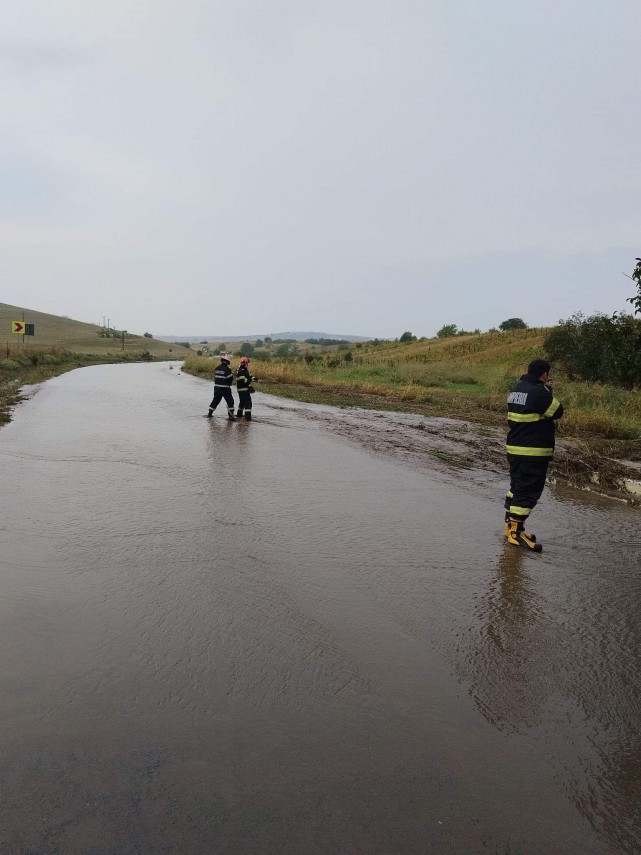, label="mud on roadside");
[265,397,641,507]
